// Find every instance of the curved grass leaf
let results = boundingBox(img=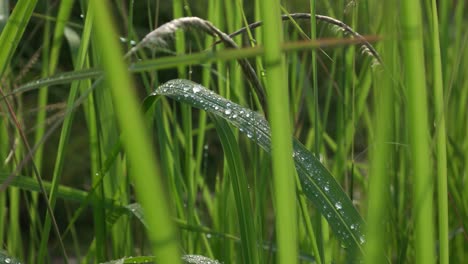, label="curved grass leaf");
[0,173,145,228]
[100,256,156,264]
[153,79,366,254]
[181,255,220,264]
[100,255,220,264]
[11,68,103,95]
